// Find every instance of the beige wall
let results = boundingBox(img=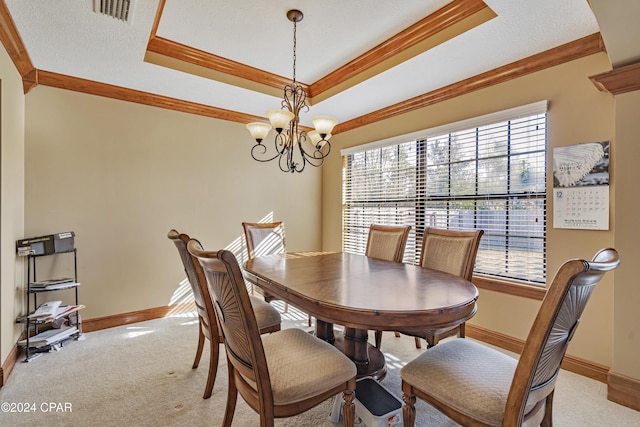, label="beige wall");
[612,90,640,379]
[23,87,322,320]
[323,52,620,366]
[0,44,26,363]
